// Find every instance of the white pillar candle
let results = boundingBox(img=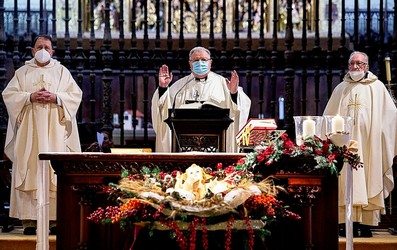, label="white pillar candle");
[302,118,316,137]
[278,96,284,120]
[331,115,345,133]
